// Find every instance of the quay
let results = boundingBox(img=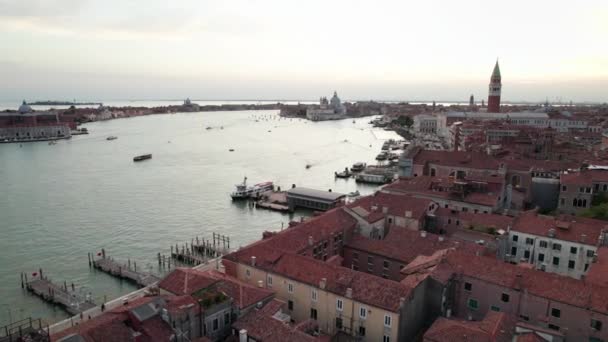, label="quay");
[90,250,160,288]
[0,317,49,342]
[169,232,231,267]
[255,190,290,212]
[22,270,96,316]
